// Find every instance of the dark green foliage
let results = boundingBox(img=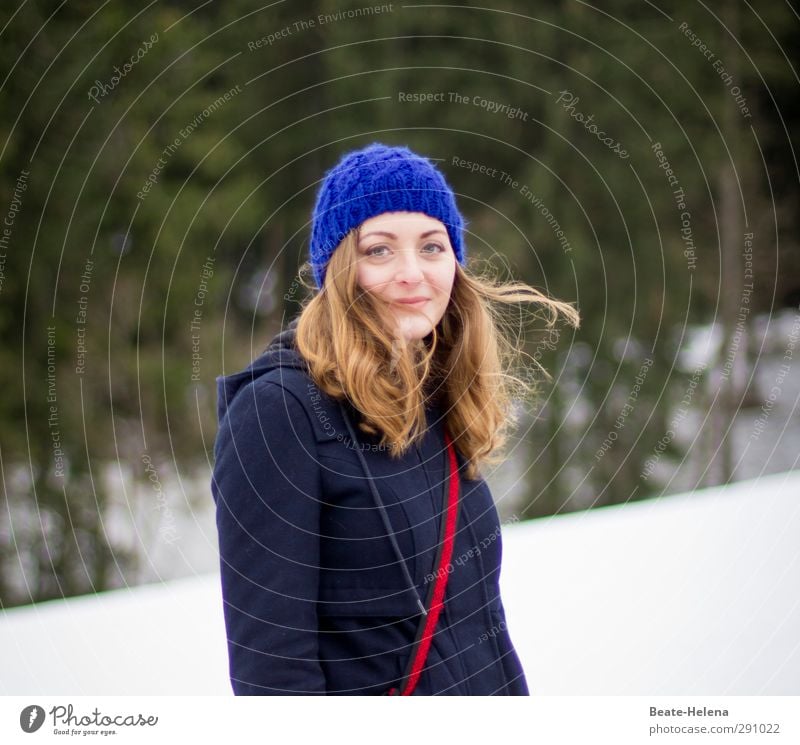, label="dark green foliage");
[0,0,797,605]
